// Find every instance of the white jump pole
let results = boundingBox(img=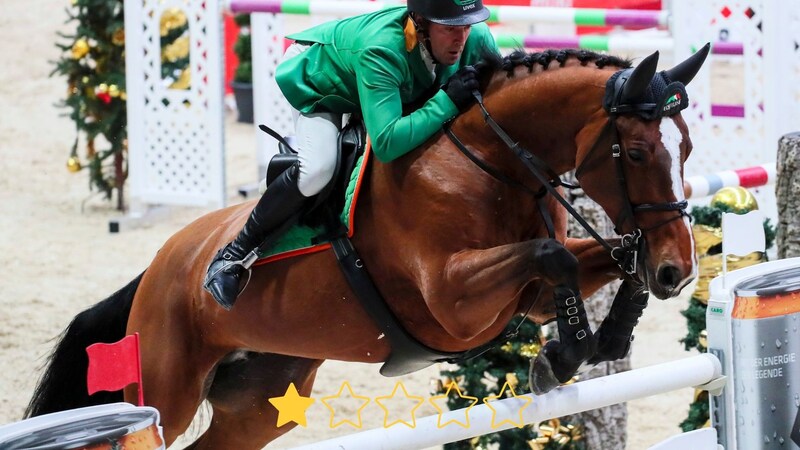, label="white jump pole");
[290,354,722,450]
